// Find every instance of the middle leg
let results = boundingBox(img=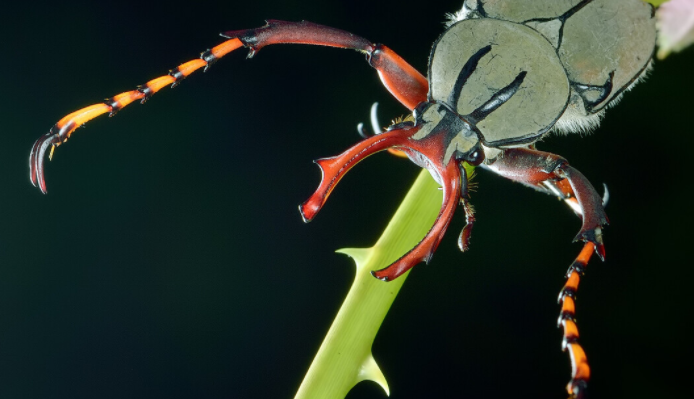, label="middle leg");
[485,147,608,399]
[484,147,608,255]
